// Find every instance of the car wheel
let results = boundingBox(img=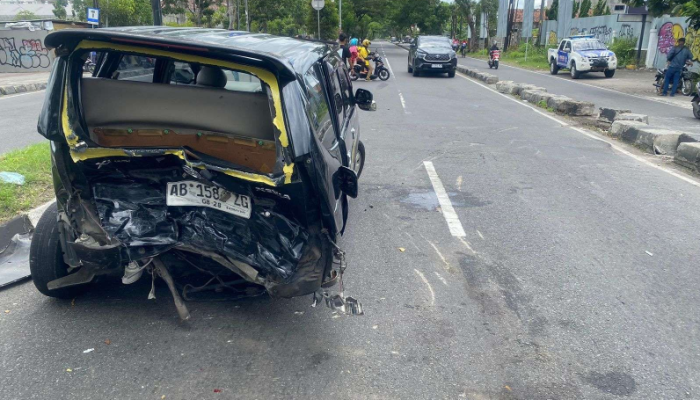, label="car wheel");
[570,62,580,79]
[693,102,700,119]
[550,59,559,75]
[29,203,90,299]
[412,65,420,77]
[355,141,366,178]
[408,59,413,73]
[604,69,615,78]
[448,70,456,78]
